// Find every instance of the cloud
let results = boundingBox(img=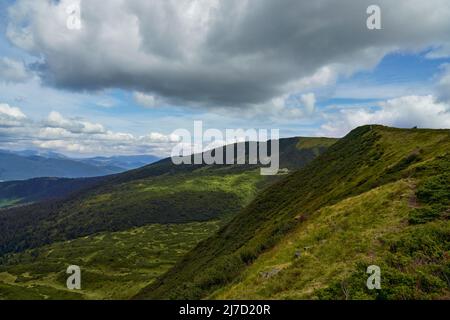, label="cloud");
[248,92,317,121]
[133,92,160,108]
[436,64,450,101]
[0,104,180,156]
[96,100,116,108]
[38,127,74,139]
[6,0,450,109]
[0,58,29,83]
[34,140,88,153]
[426,44,450,59]
[45,111,106,134]
[299,93,316,115]
[319,95,450,136]
[145,132,181,143]
[0,103,27,127]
